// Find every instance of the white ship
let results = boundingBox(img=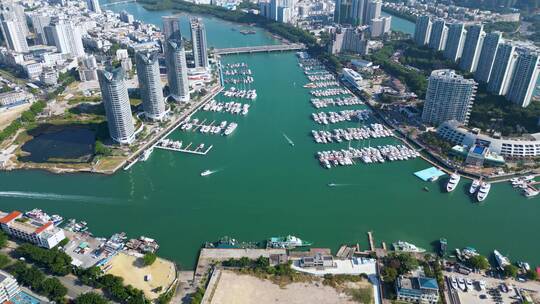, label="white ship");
[392,240,426,253]
[476,182,491,202]
[200,170,215,177]
[446,173,460,192]
[224,123,238,136]
[469,179,481,194]
[494,250,510,270]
